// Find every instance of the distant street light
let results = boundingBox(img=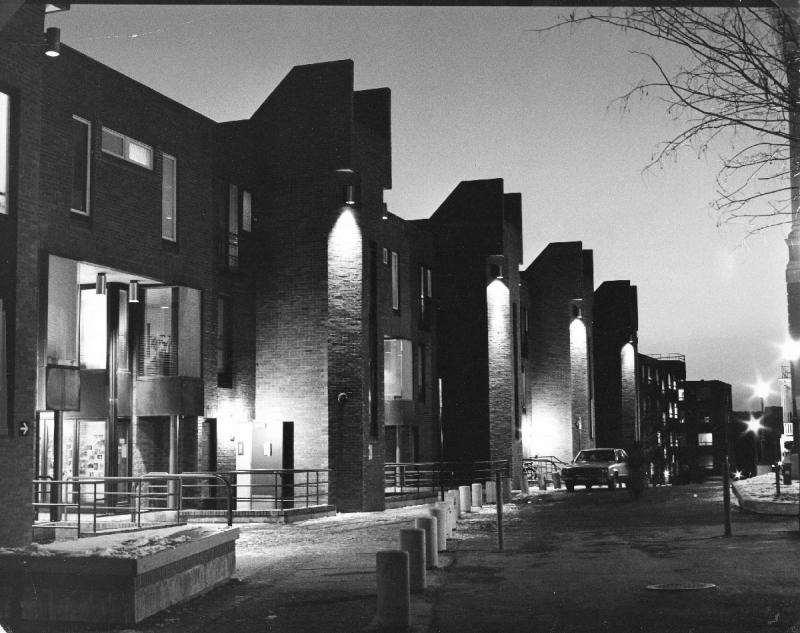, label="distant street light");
[745,415,762,476]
